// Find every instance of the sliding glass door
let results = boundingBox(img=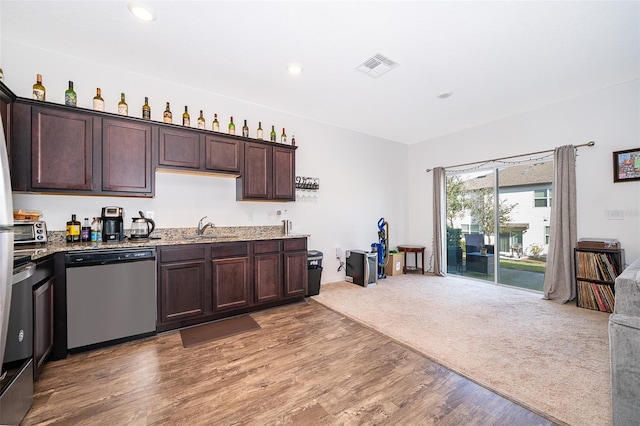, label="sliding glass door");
[446,161,551,291]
